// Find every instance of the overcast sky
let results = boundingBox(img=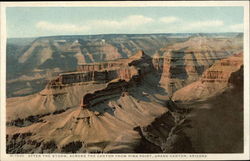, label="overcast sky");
[6,7,244,38]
